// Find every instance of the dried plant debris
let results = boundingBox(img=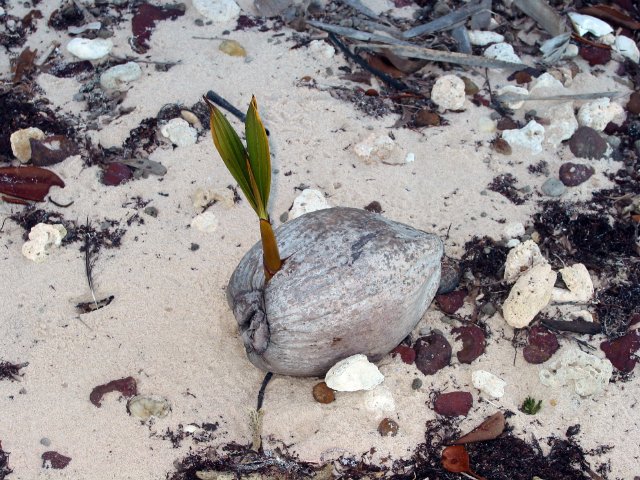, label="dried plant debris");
[0,166,65,202]
[90,376,138,407]
[0,441,11,480]
[0,361,28,381]
[459,236,509,305]
[488,173,528,205]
